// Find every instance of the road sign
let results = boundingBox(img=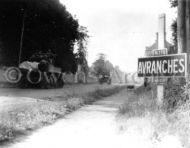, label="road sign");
[152,48,168,84]
[153,48,168,56]
[138,53,187,77]
[150,77,168,84]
